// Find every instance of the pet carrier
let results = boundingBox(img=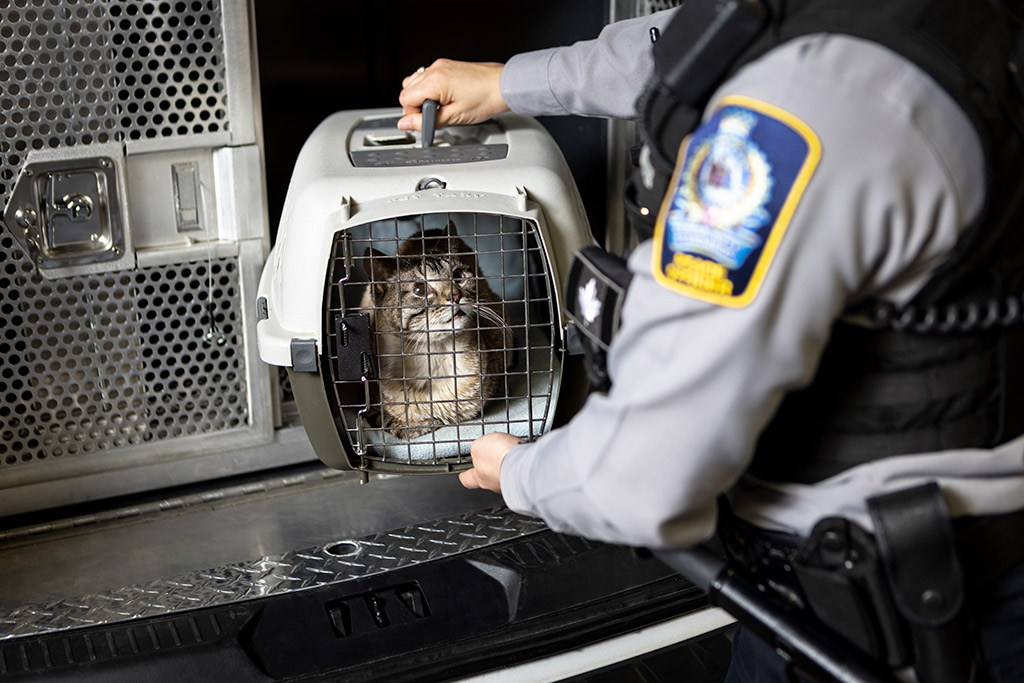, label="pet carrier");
[257,109,594,473]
